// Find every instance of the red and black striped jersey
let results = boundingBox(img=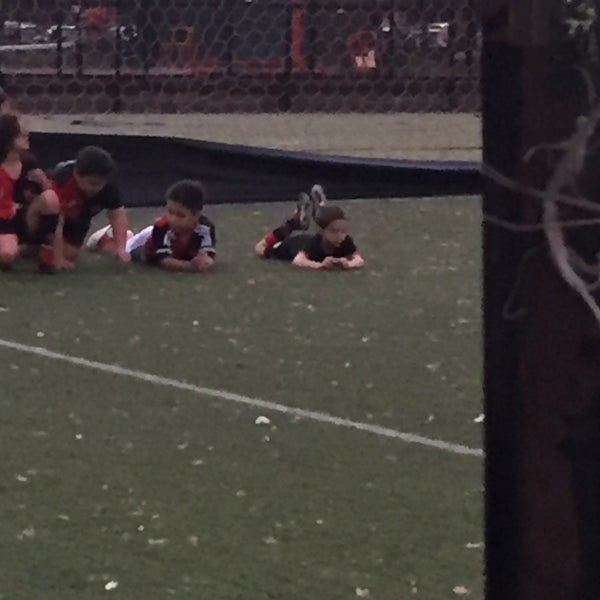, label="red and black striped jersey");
[51,160,123,223]
[145,215,216,264]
